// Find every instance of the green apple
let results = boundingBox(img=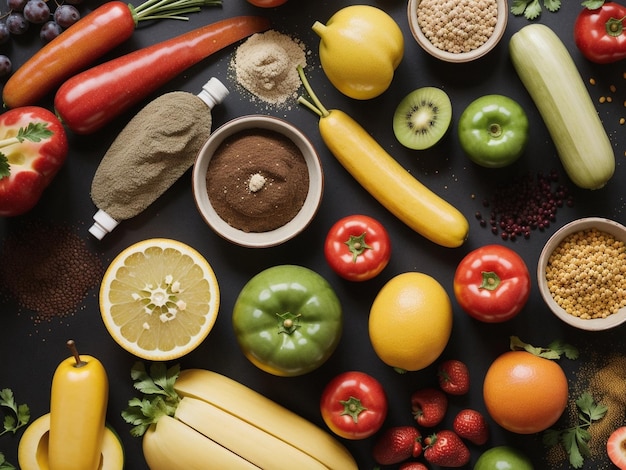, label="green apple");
[474,446,534,470]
